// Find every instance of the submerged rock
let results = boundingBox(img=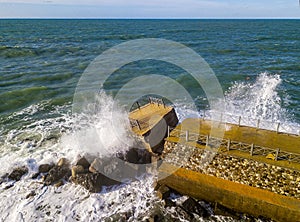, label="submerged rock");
[8,166,28,181]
